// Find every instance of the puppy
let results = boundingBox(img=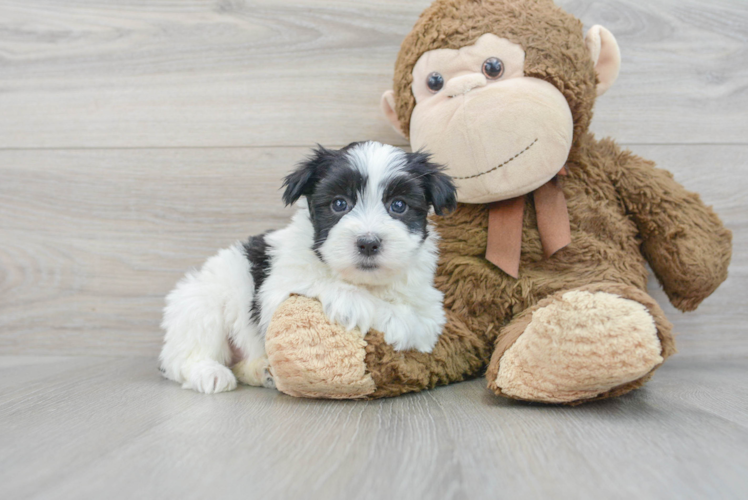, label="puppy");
[159,141,457,393]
